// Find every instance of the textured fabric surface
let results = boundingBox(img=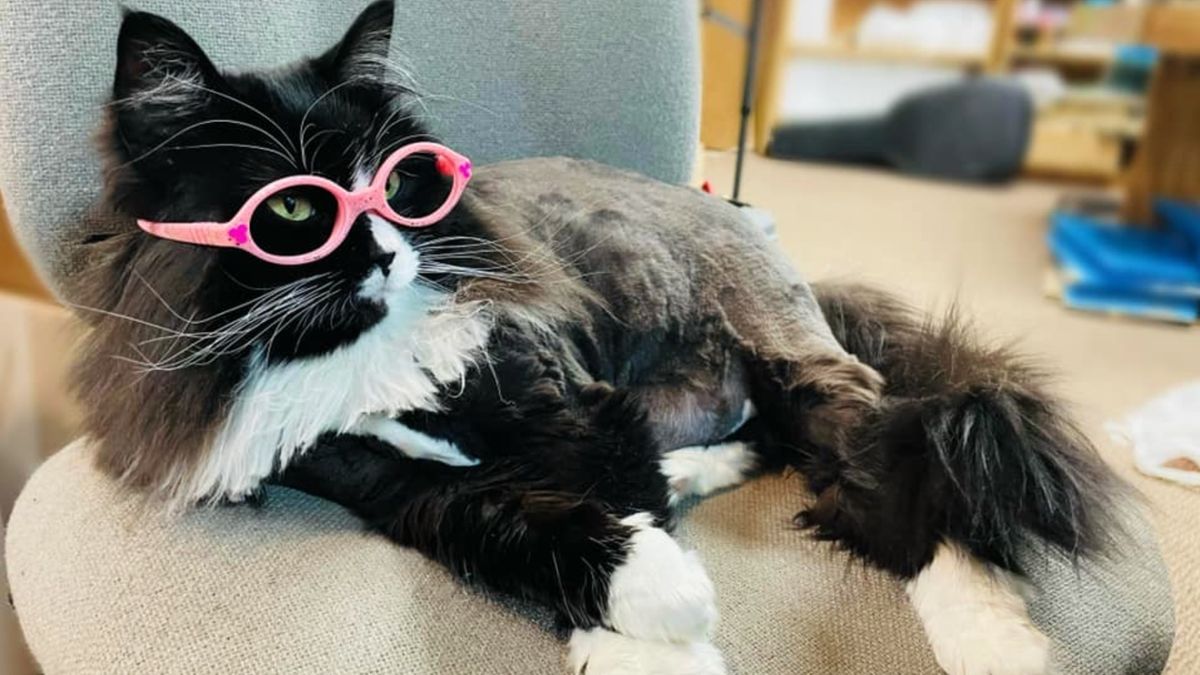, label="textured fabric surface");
[7,440,1173,674]
[0,0,698,302]
[8,442,565,675]
[1,518,34,675]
